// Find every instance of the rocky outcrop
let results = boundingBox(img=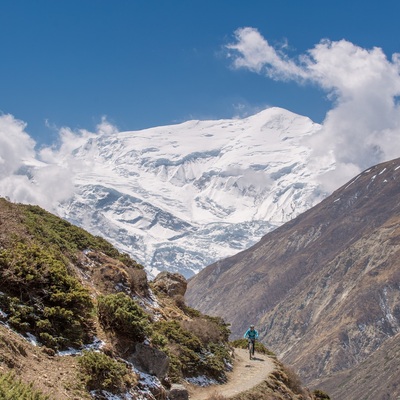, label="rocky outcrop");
[78,249,149,297]
[168,384,189,400]
[152,272,187,297]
